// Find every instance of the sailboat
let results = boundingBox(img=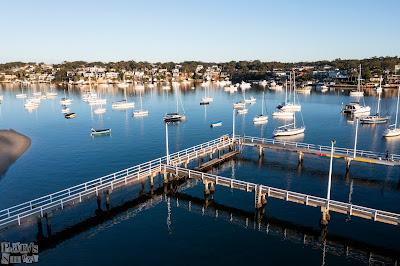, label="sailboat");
[46,83,58,97]
[277,72,301,112]
[133,91,149,117]
[60,89,73,105]
[253,91,268,124]
[383,86,400,137]
[243,88,256,104]
[200,86,213,105]
[117,73,129,89]
[360,77,389,124]
[233,101,246,109]
[273,110,305,137]
[82,77,98,102]
[93,92,106,114]
[163,87,186,122]
[273,80,295,118]
[349,65,364,97]
[112,86,135,109]
[16,87,27,99]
